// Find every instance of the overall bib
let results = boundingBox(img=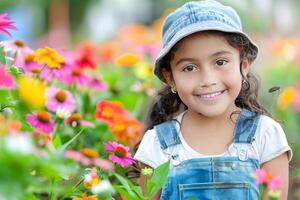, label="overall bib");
[154,109,261,200]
